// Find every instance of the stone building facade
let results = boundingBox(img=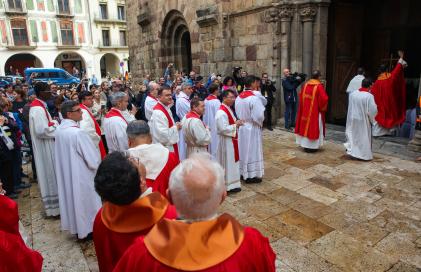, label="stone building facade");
[127,0,329,122]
